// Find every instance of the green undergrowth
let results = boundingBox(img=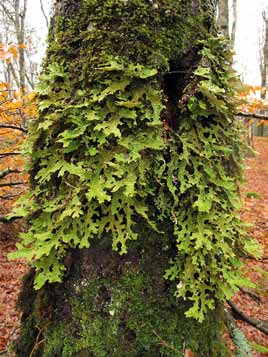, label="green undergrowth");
[9,0,258,323]
[230,323,252,357]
